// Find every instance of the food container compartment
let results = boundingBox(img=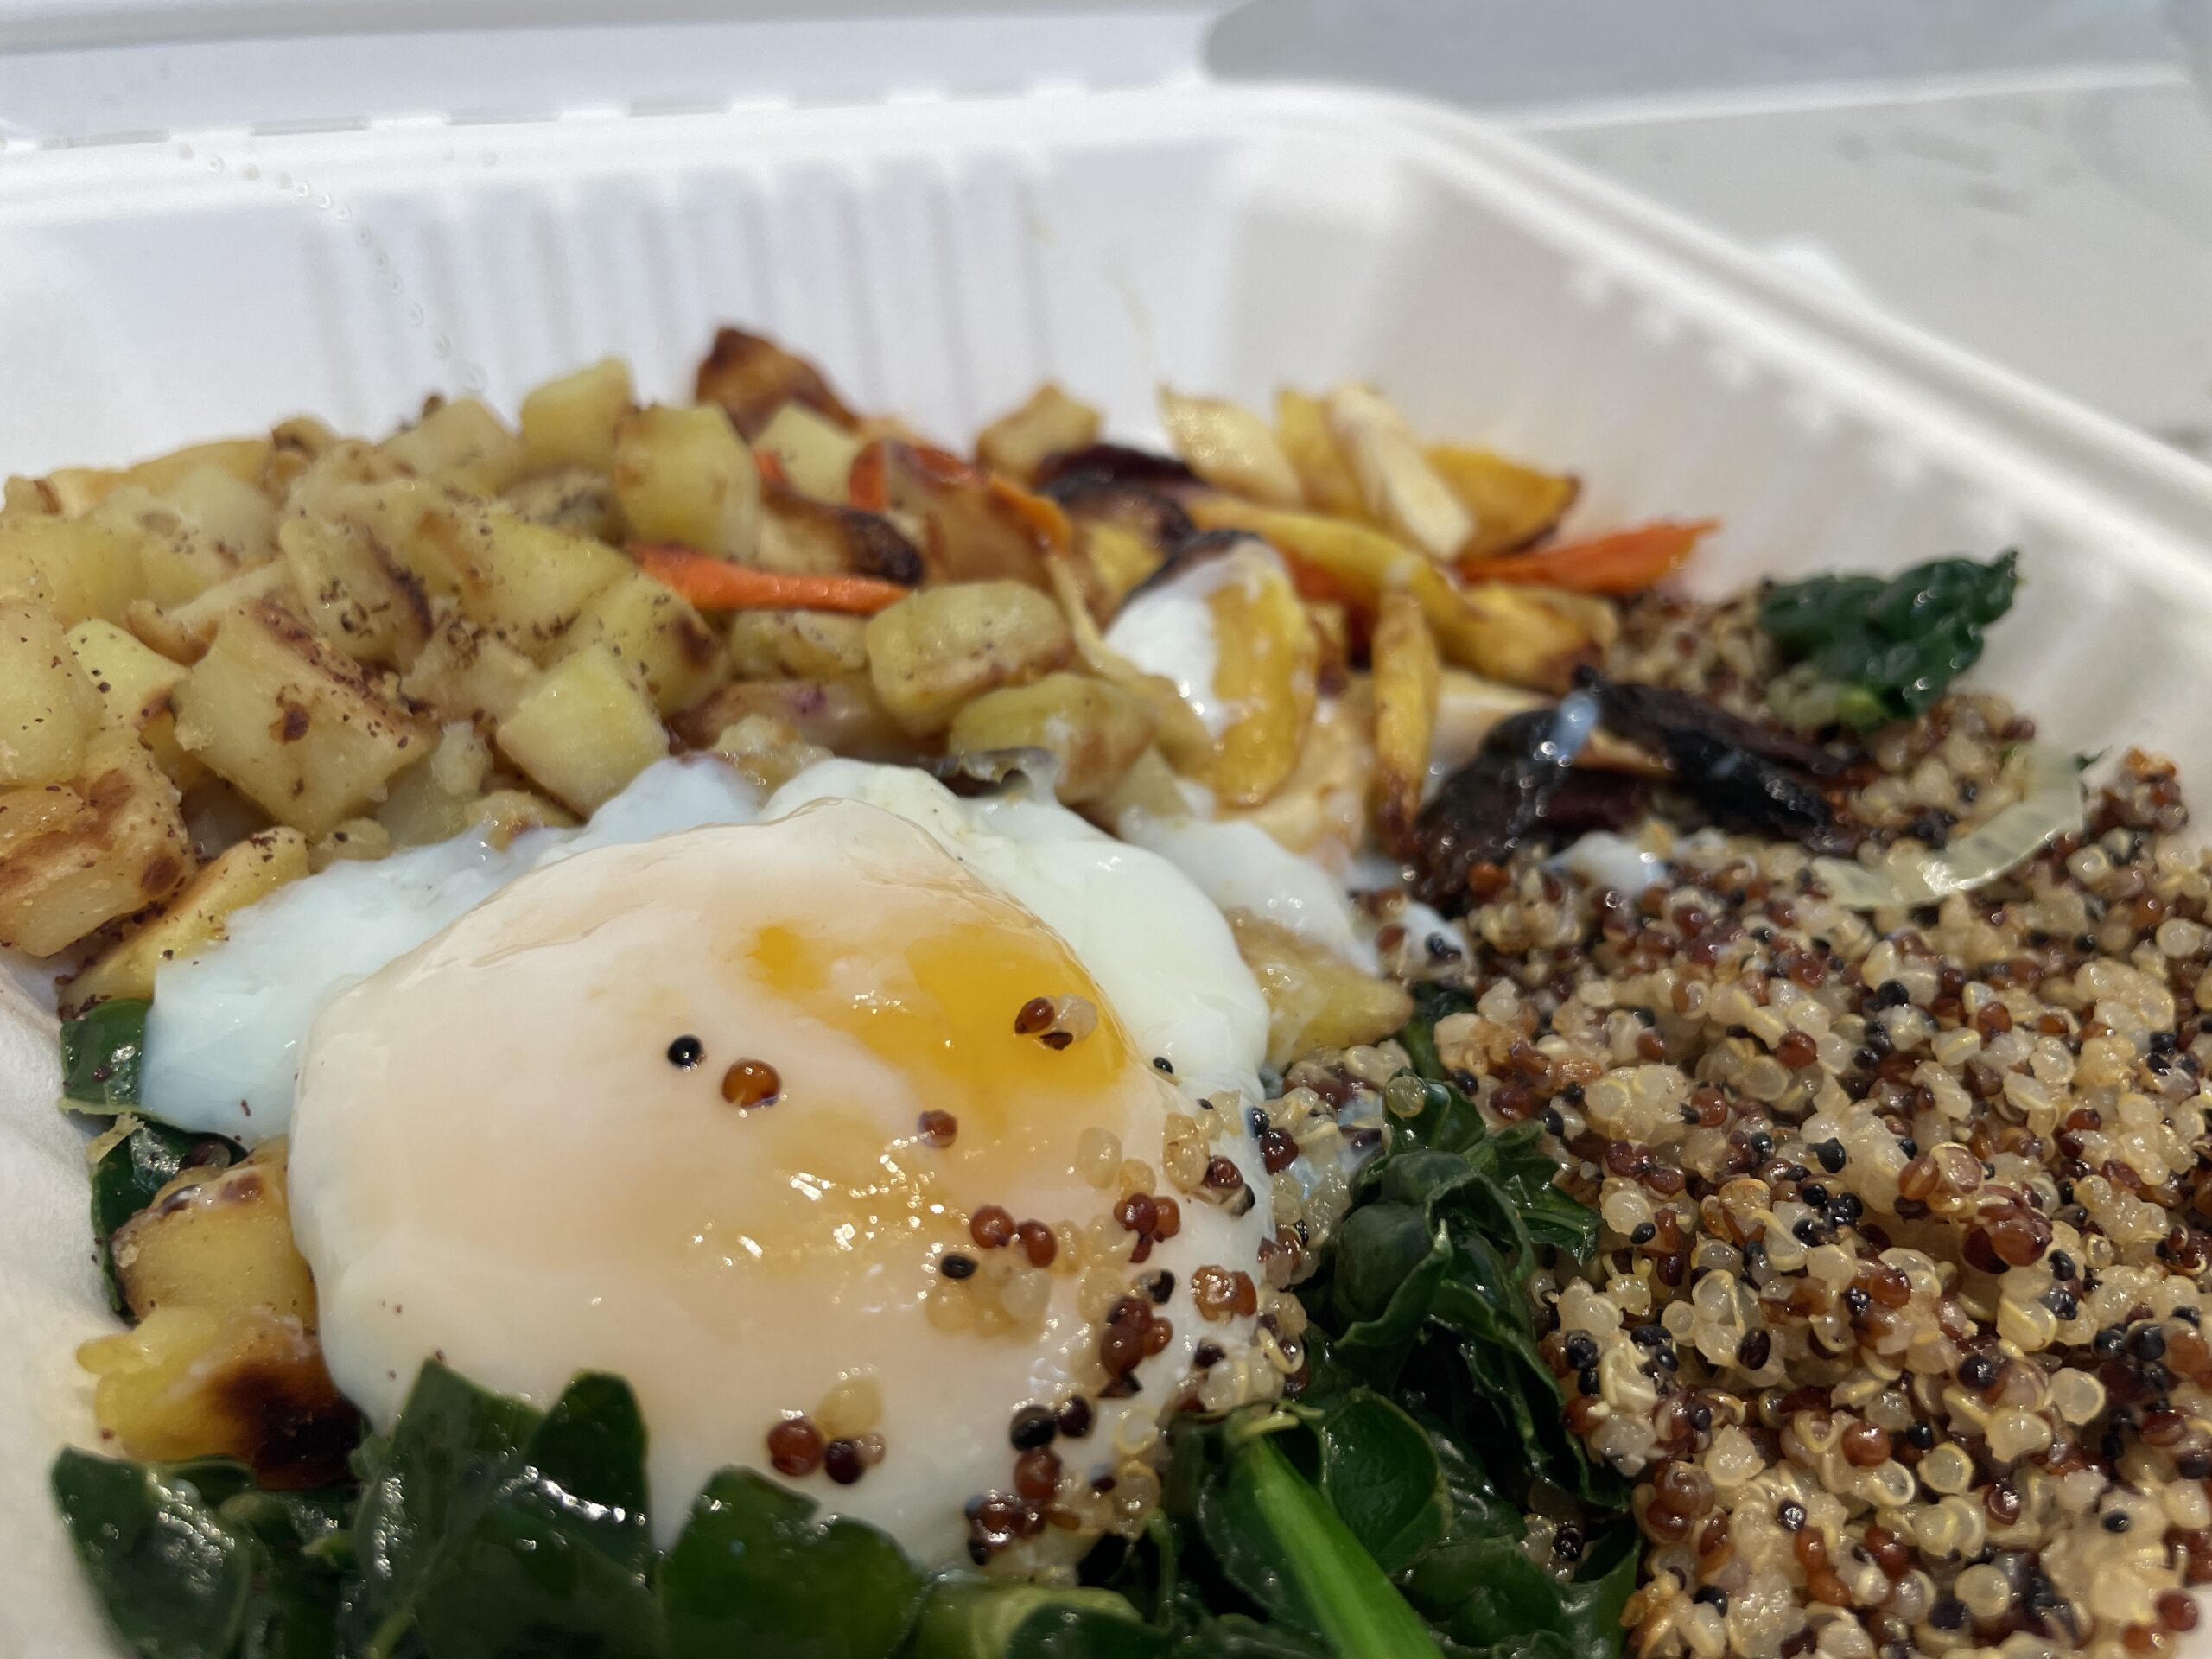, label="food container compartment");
[5,39,2212,1655]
